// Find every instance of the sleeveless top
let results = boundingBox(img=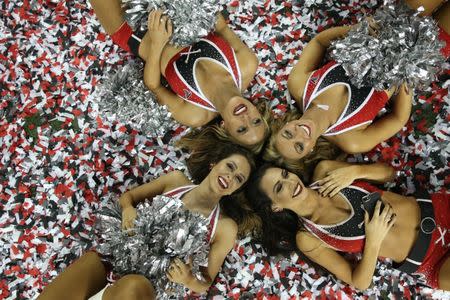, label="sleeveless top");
[165,34,242,112]
[302,61,389,136]
[302,182,382,252]
[164,185,221,243]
